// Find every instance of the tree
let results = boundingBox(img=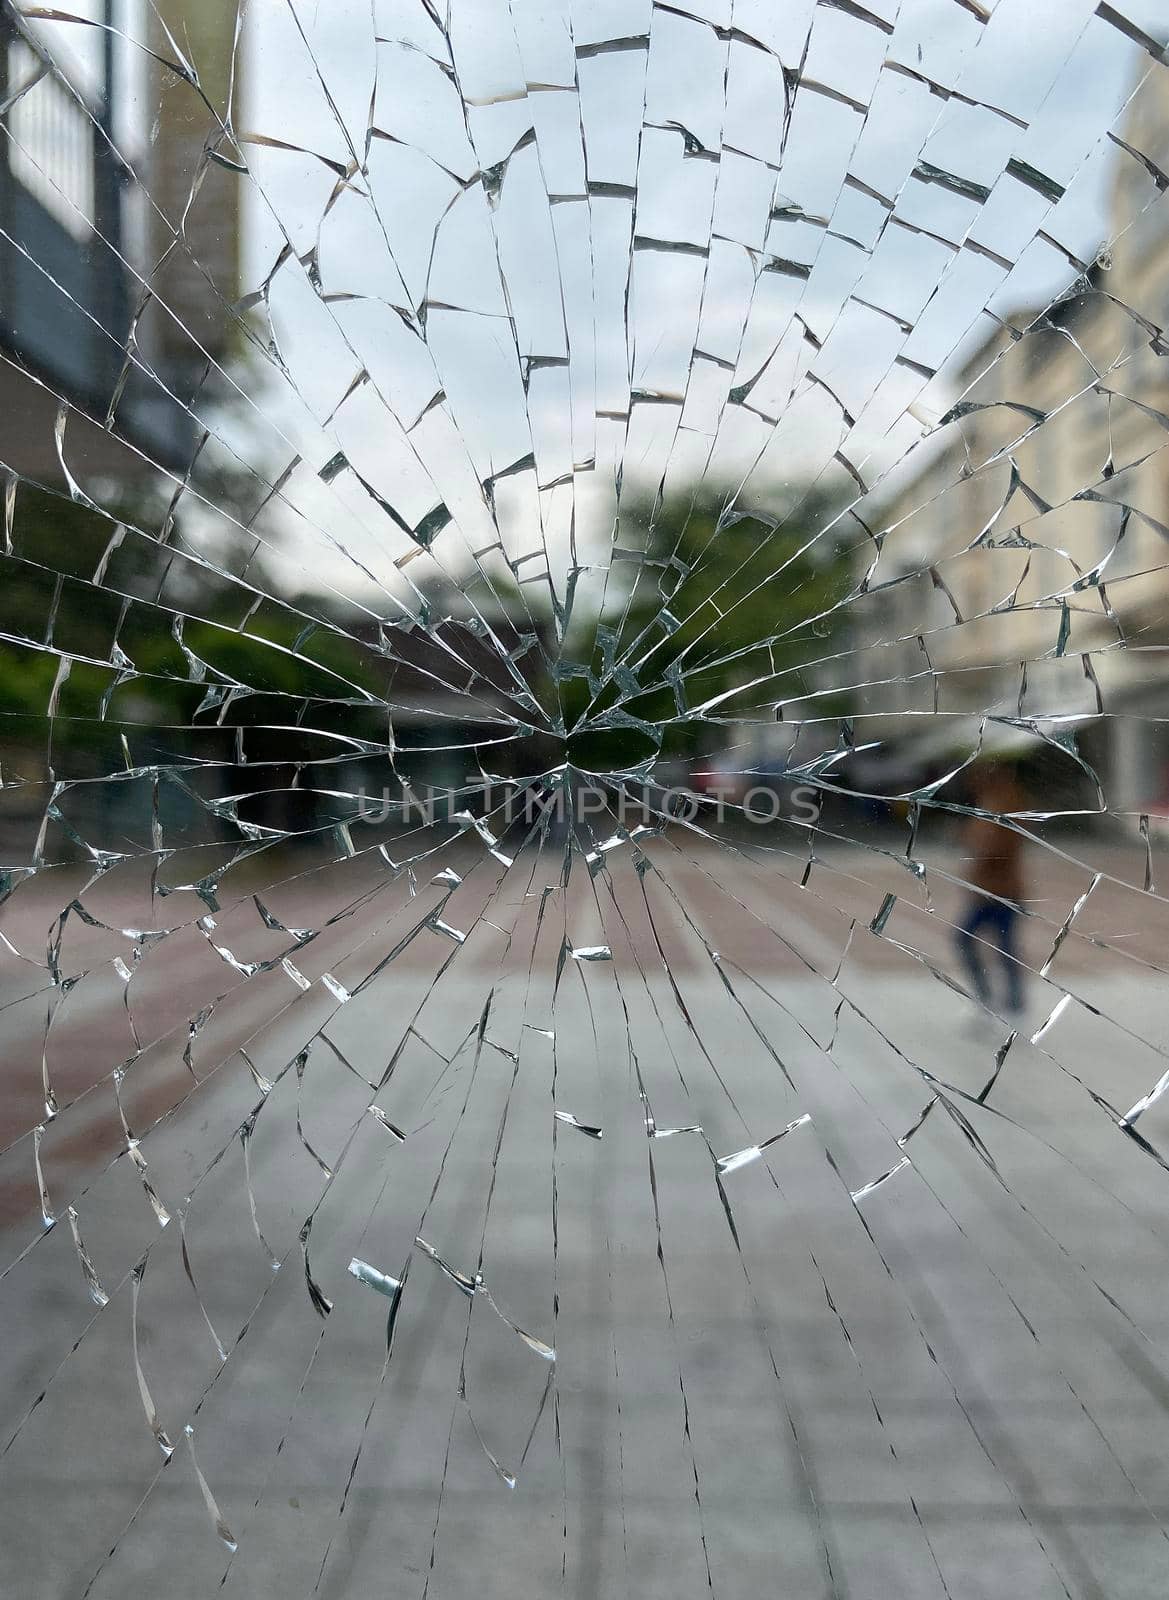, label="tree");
[557,482,860,766]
